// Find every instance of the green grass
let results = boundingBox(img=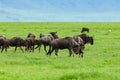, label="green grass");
[0,22,120,80]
